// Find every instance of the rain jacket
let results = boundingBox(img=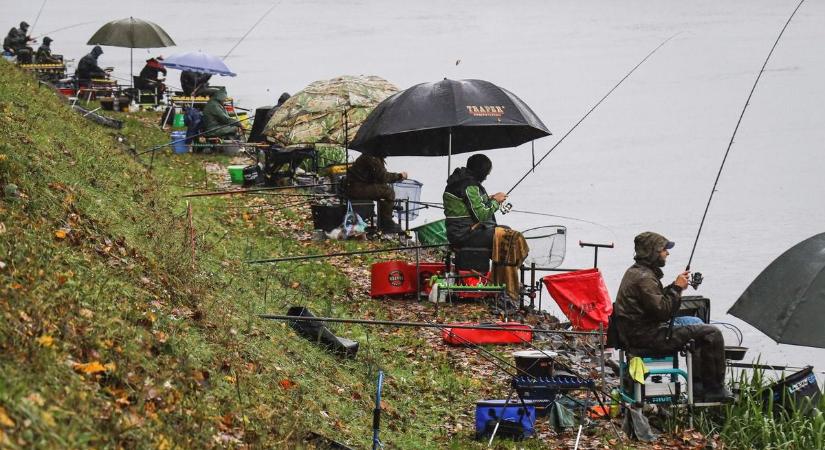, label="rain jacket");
[75,46,106,80]
[347,154,402,186]
[136,58,166,89]
[35,42,59,64]
[442,167,499,245]
[4,26,28,52]
[202,90,237,138]
[613,232,683,347]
